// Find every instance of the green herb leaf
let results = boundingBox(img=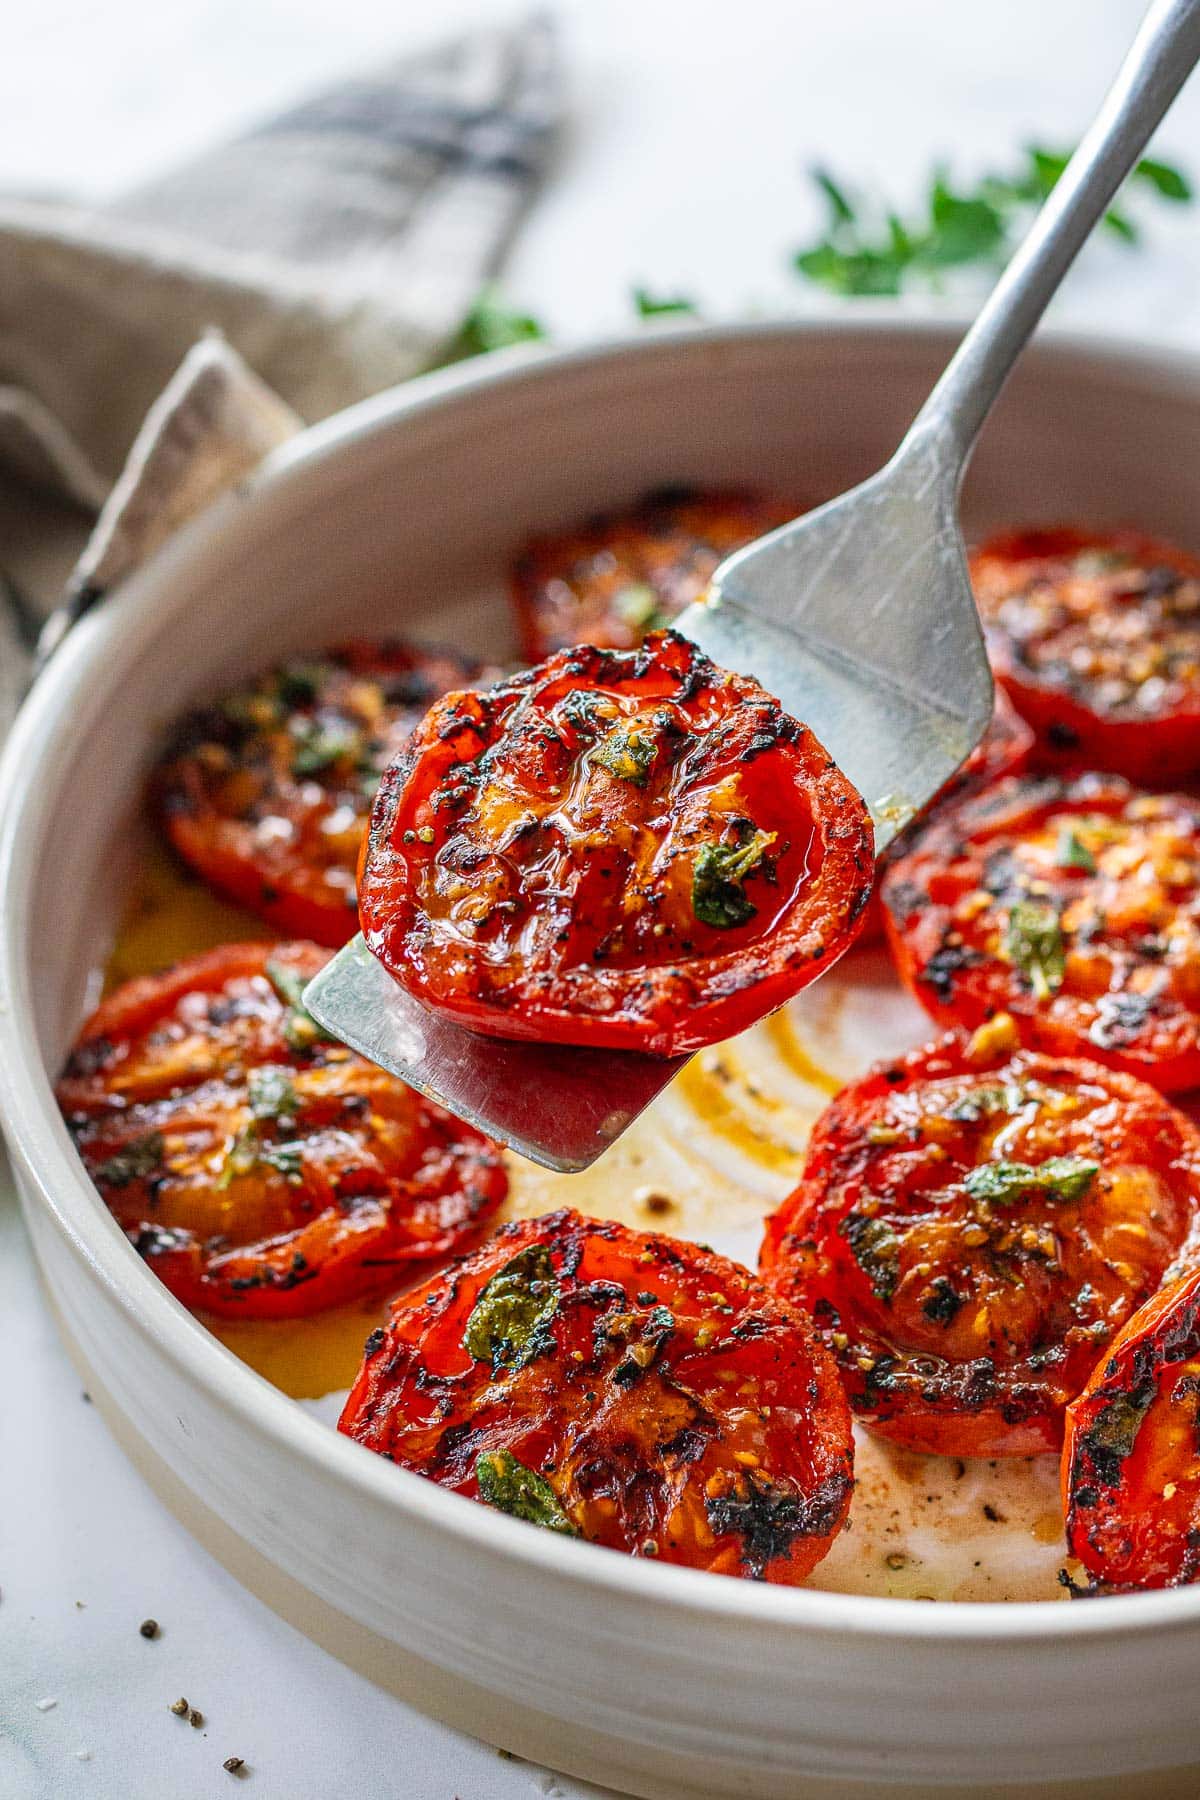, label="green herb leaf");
[963,1155,1099,1207]
[1003,899,1065,1001]
[812,165,857,225]
[290,719,361,776]
[216,1124,260,1190]
[793,143,1193,298]
[258,1139,306,1184]
[457,285,547,357]
[589,721,658,785]
[247,1065,299,1121]
[1134,155,1193,202]
[1056,827,1097,874]
[94,1132,165,1188]
[265,959,334,1051]
[632,286,699,317]
[475,1449,578,1534]
[942,1082,1031,1123]
[612,584,664,632]
[691,828,777,930]
[464,1245,560,1372]
[839,1212,900,1302]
